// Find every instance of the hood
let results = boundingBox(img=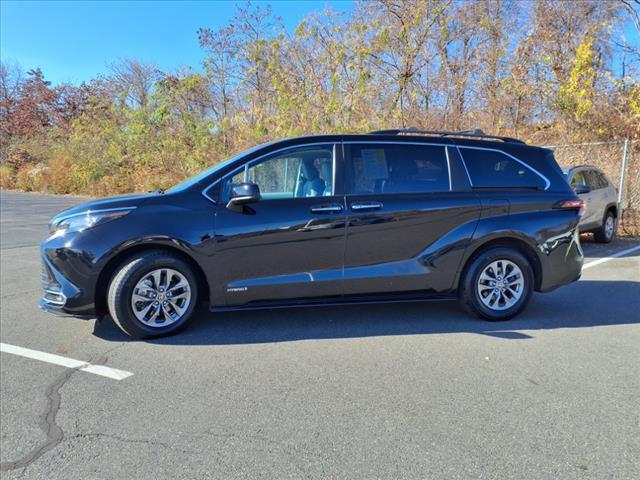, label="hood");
[50,192,158,224]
